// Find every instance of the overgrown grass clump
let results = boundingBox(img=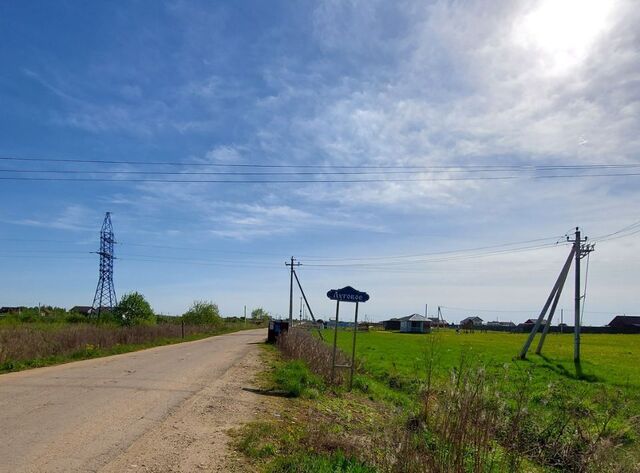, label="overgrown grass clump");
[273,359,324,398]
